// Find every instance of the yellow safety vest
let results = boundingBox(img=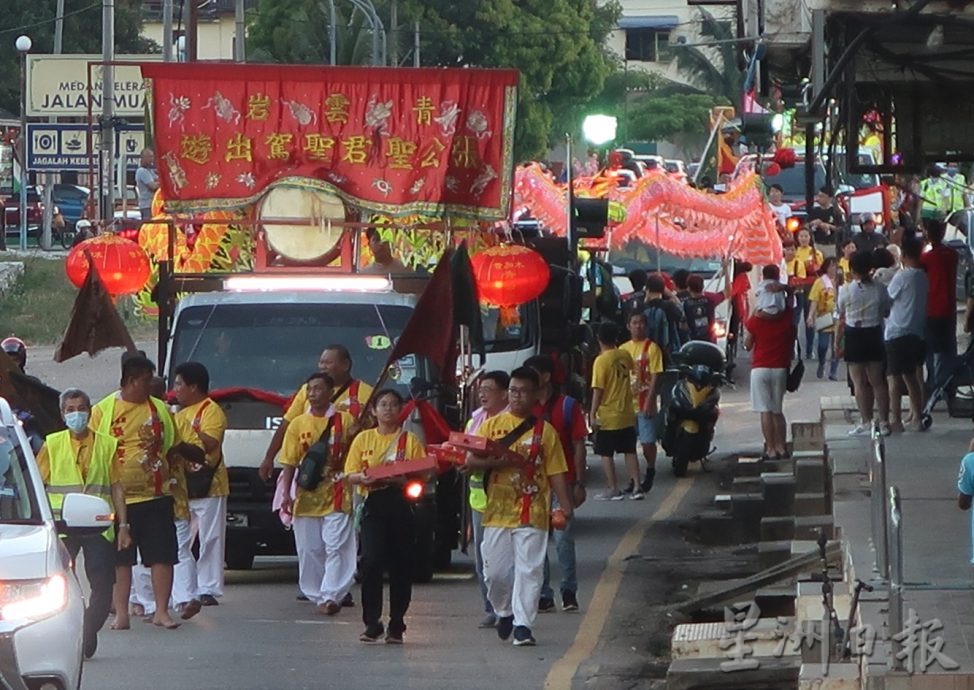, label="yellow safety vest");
[920,178,950,218]
[46,430,118,542]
